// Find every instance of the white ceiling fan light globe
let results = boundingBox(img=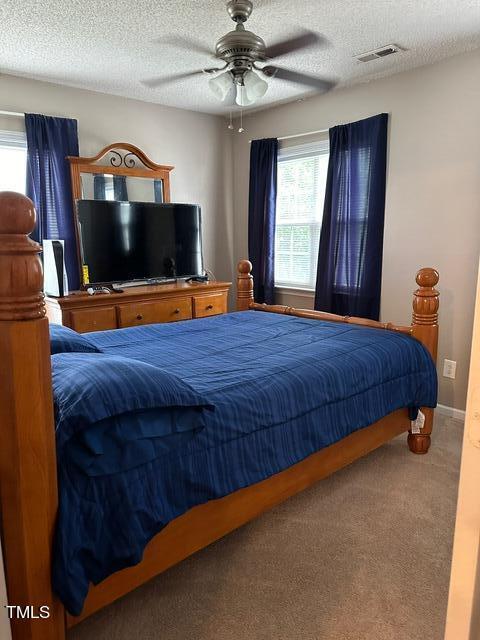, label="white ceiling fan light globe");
[243,70,268,102]
[208,71,233,102]
[235,83,254,107]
